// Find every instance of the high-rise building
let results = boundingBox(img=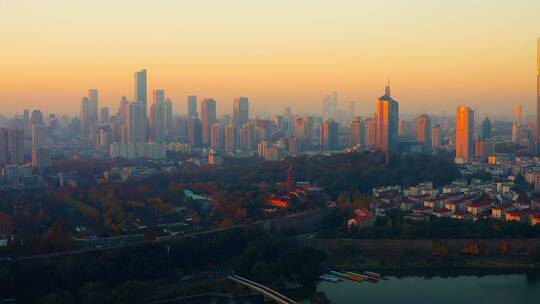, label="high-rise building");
[455,106,474,164]
[119,96,129,123]
[165,98,173,138]
[188,95,198,117]
[201,98,217,145]
[0,129,8,166]
[321,119,339,151]
[233,97,249,126]
[375,84,399,153]
[210,122,225,152]
[322,92,338,119]
[225,124,238,153]
[134,69,147,105]
[100,107,110,124]
[124,102,147,143]
[416,114,431,152]
[512,122,521,143]
[32,124,47,146]
[187,117,202,148]
[480,117,492,140]
[431,124,442,149]
[32,146,51,173]
[31,110,44,125]
[349,116,364,147]
[150,90,166,143]
[294,116,313,149]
